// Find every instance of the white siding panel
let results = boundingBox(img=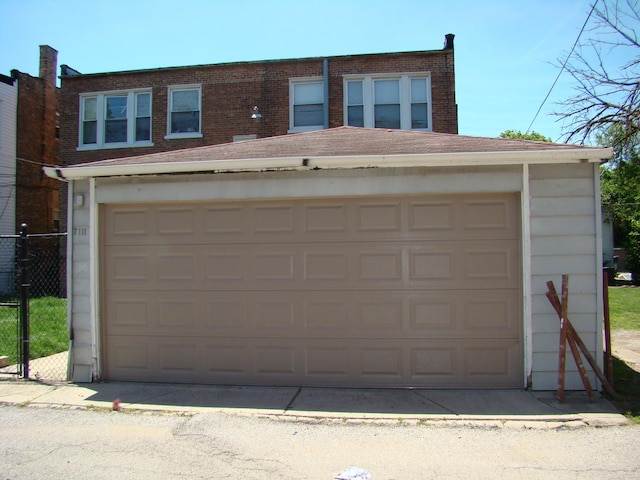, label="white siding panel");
[531,255,596,275]
[531,197,597,217]
[70,180,93,382]
[531,273,595,295]
[0,81,17,235]
[531,352,596,375]
[529,163,594,180]
[531,313,561,334]
[532,292,597,315]
[533,371,597,391]
[532,311,598,334]
[530,236,596,256]
[0,81,17,296]
[533,332,596,353]
[71,296,91,314]
[529,163,599,390]
[72,328,93,345]
[529,178,594,198]
[530,217,595,236]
